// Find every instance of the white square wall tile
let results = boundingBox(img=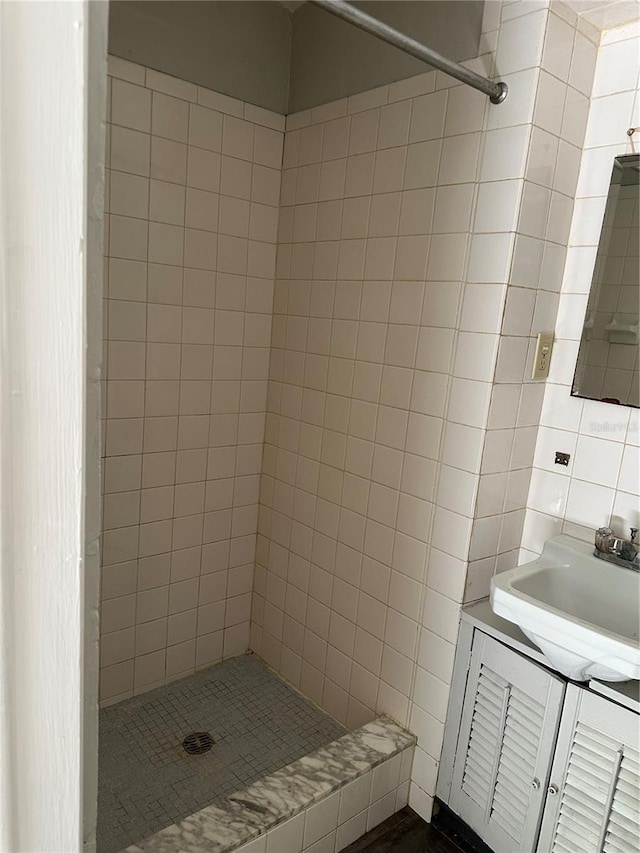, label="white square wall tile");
[474,181,521,233]
[151,136,187,185]
[426,234,467,283]
[409,91,447,143]
[152,92,189,143]
[335,810,367,853]
[444,84,486,136]
[370,752,402,802]
[627,411,640,448]
[453,332,499,382]
[422,589,461,644]
[411,746,438,797]
[409,703,445,760]
[480,126,530,182]
[304,792,340,847]
[572,435,624,490]
[566,479,615,530]
[399,747,413,783]
[448,379,492,429]
[438,134,480,185]
[432,184,474,234]
[266,813,305,853]
[431,508,473,562]
[111,79,151,132]
[592,39,640,98]
[147,68,197,102]
[366,791,396,831]
[533,427,578,475]
[467,234,514,283]
[189,104,224,152]
[618,445,640,496]
[108,55,145,84]
[235,834,267,853]
[579,400,629,443]
[396,781,409,811]
[542,13,574,80]
[339,772,372,824]
[533,71,566,137]
[378,100,412,149]
[487,68,538,131]
[437,465,478,518]
[584,92,637,149]
[304,830,336,853]
[109,171,149,219]
[110,125,151,177]
[495,9,547,74]
[417,628,455,685]
[198,87,244,118]
[570,31,598,96]
[408,782,434,823]
[528,469,570,518]
[110,215,148,262]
